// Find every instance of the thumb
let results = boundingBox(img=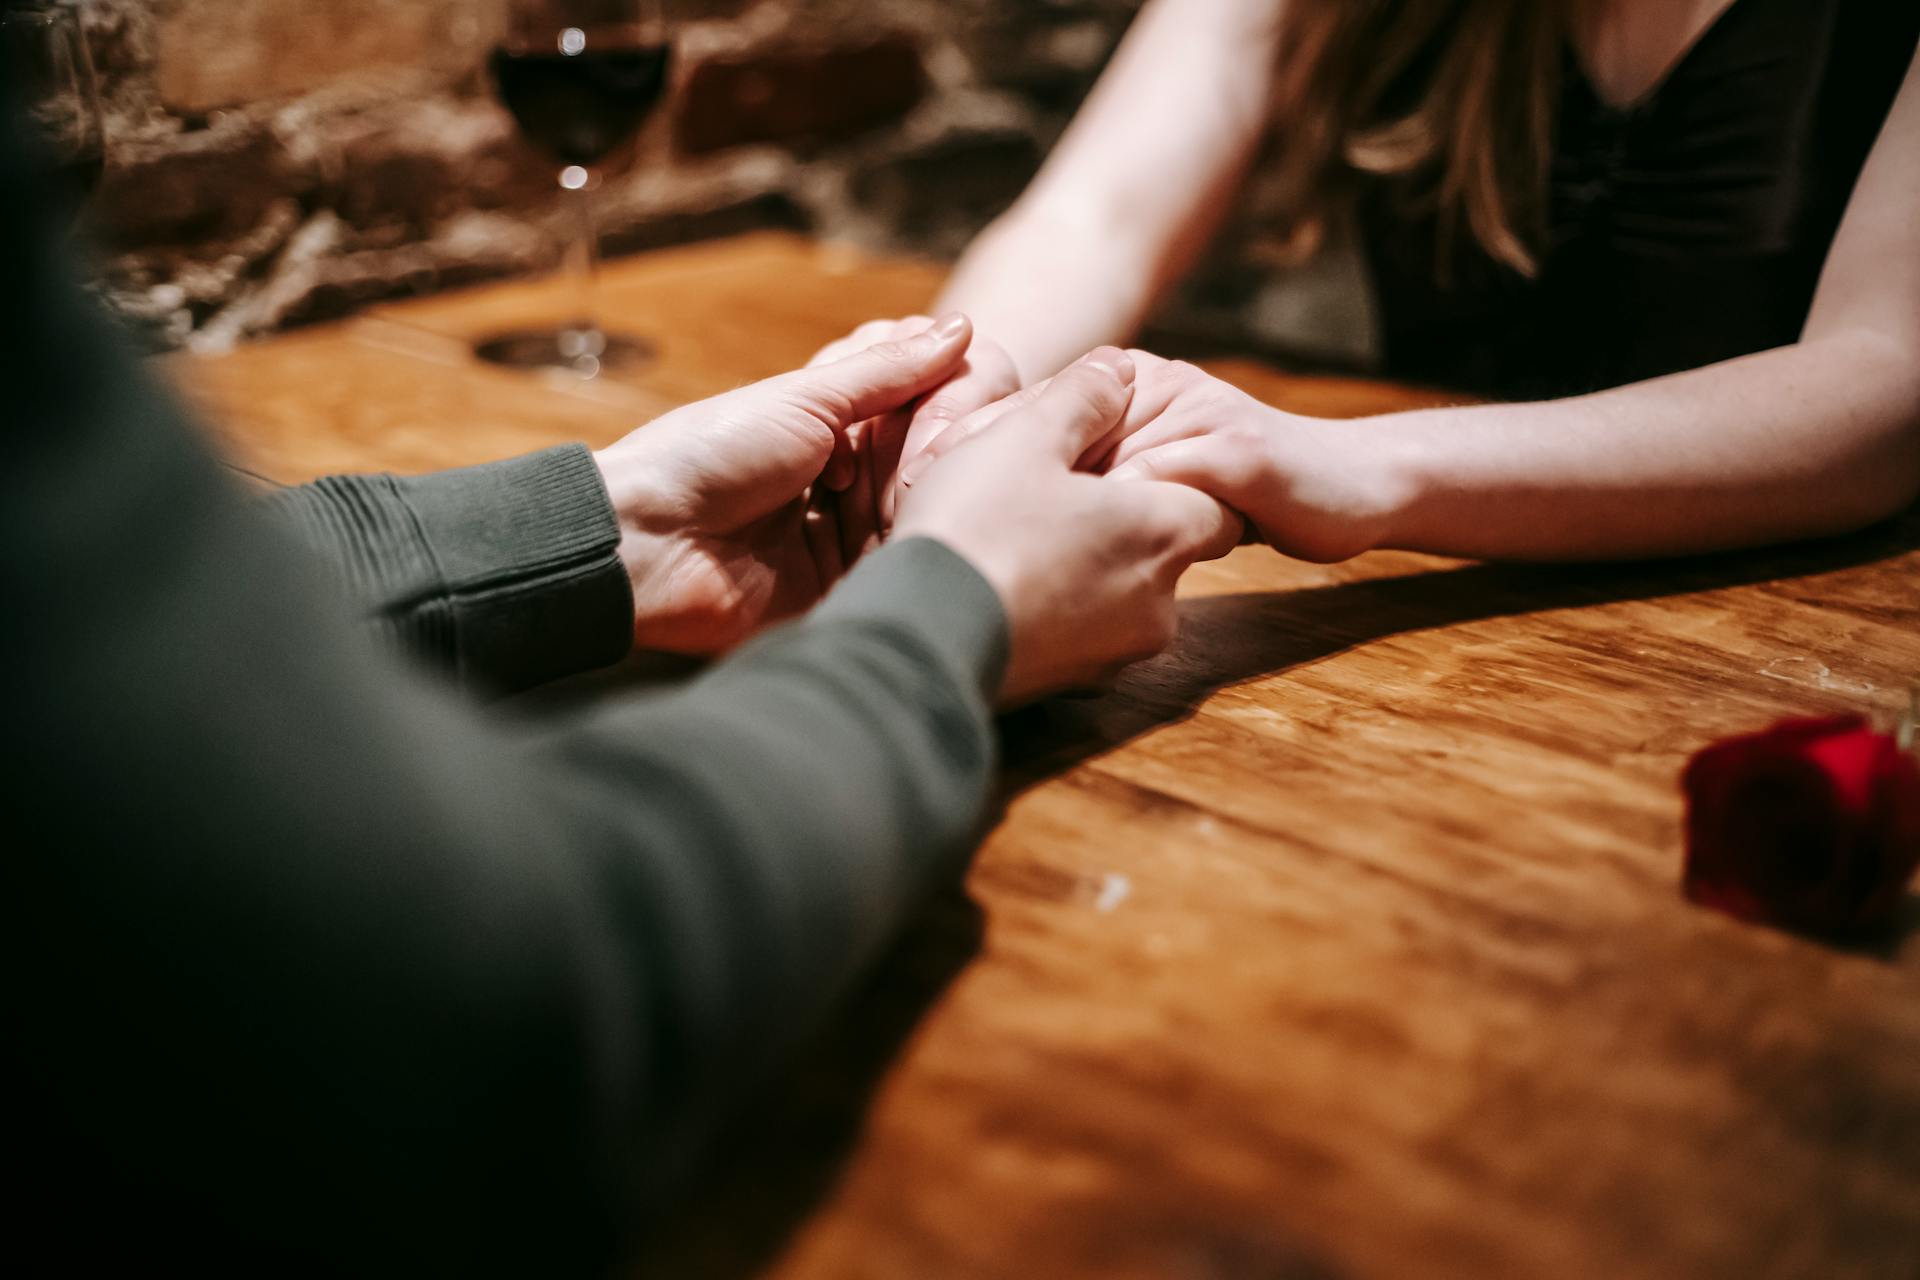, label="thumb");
[785,312,973,428]
[898,380,1047,490]
[1134,480,1247,566]
[1108,435,1254,499]
[1008,347,1138,465]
